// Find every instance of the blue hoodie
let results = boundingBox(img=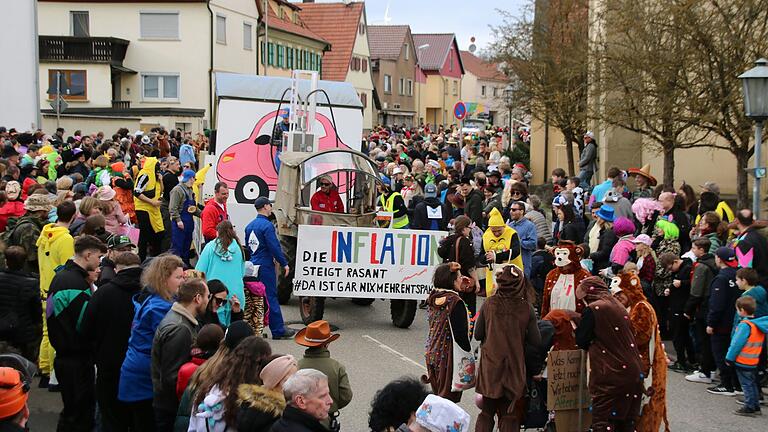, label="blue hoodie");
[118,291,173,402]
[726,315,768,368]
